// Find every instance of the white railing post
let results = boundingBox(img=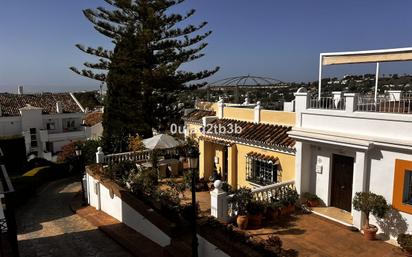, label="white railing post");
[254,101,261,123]
[332,91,342,108]
[96,147,105,164]
[217,97,224,119]
[294,88,309,127]
[344,93,358,113]
[210,180,228,222]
